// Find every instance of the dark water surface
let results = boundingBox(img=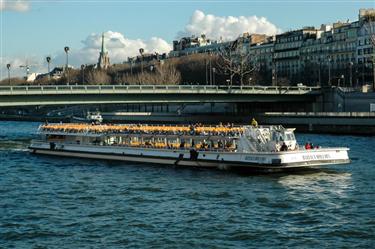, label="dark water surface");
[0,121,374,248]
